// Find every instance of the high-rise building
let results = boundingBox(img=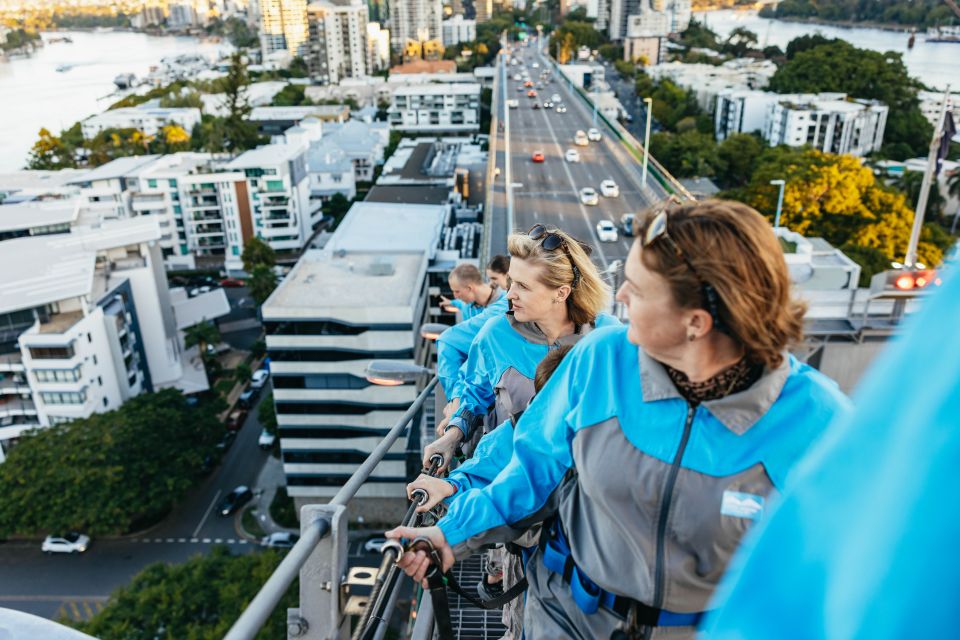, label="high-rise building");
[306,0,369,85]
[260,0,310,56]
[607,0,688,41]
[387,0,443,52]
[441,15,475,47]
[366,22,391,73]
